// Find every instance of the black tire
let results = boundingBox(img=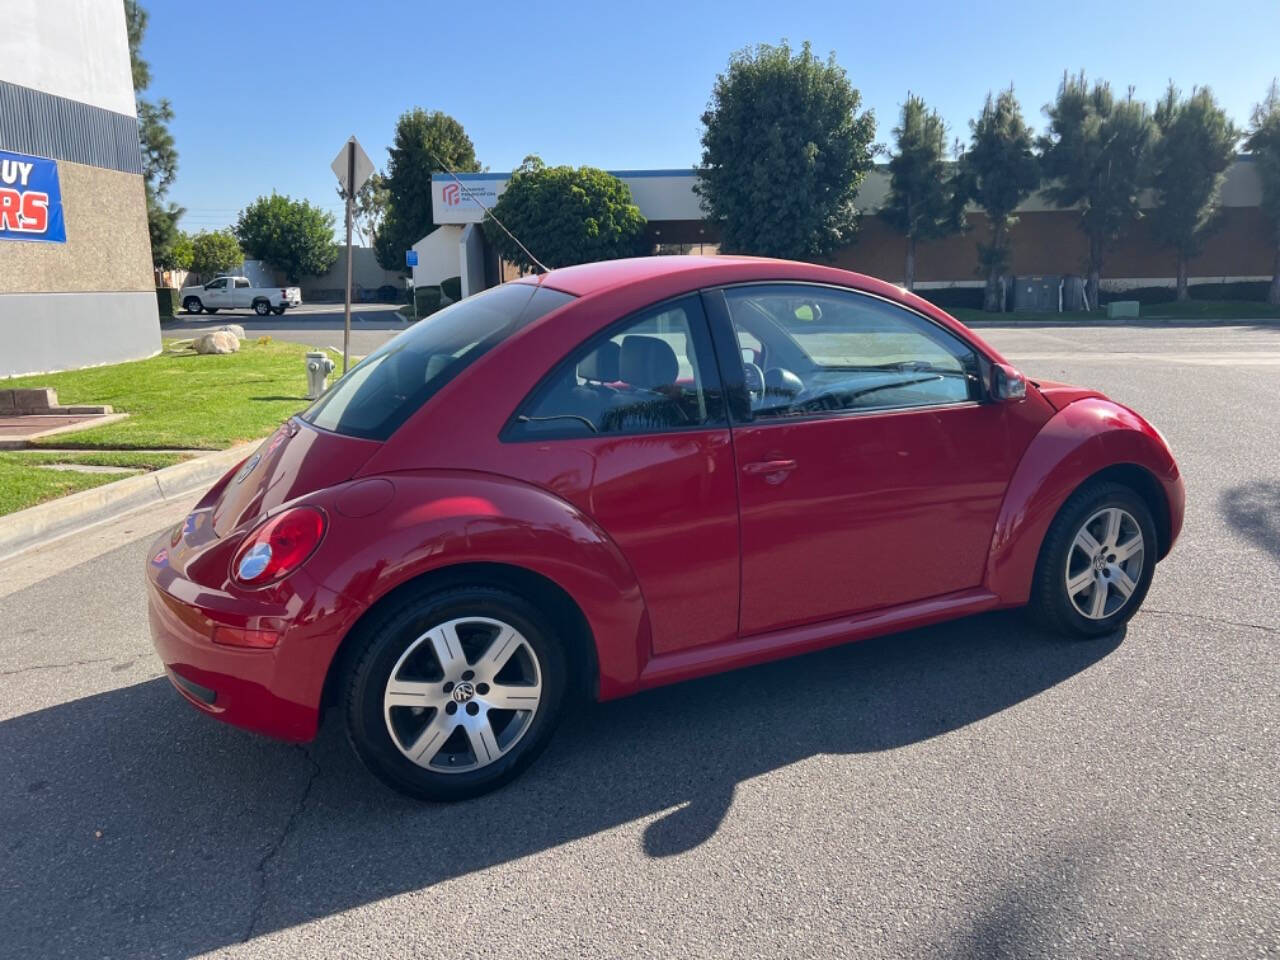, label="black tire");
[205,307,219,314]
[345,585,568,801]
[183,297,203,314]
[271,306,286,316]
[254,300,271,316]
[1029,480,1158,639]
